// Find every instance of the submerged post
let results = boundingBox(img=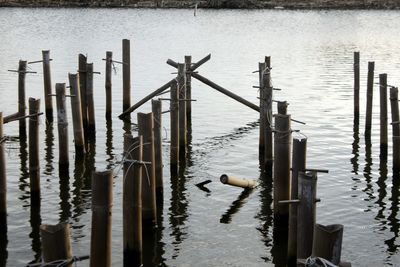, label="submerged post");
[264,57,273,169]
[78,54,88,134]
[90,170,113,267]
[123,134,143,266]
[68,73,85,156]
[170,80,179,174]
[0,113,6,231]
[123,39,131,112]
[18,60,27,137]
[354,52,360,120]
[178,63,187,159]
[29,98,41,200]
[42,50,53,122]
[185,55,192,125]
[105,51,113,120]
[379,73,388,157]
[390,87,400,171]
[312,224,343,265]
[40,223,73,267]
[365,61,375,136]
[55,83,69,170]
[86,63,96,138]
[152,99,163,201]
